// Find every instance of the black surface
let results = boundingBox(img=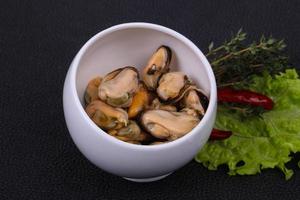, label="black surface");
[1,0,300,199]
